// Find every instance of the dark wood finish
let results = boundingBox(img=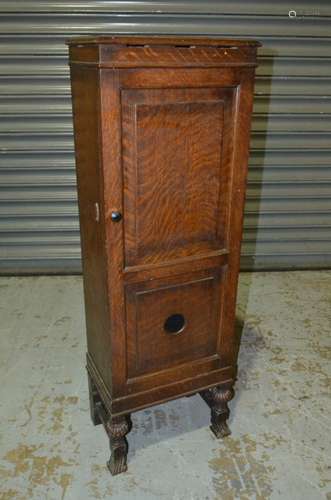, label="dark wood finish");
[87,371,102,426]
[200,384,235,438]
[68,35,259,475]
[97,403,132,475]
